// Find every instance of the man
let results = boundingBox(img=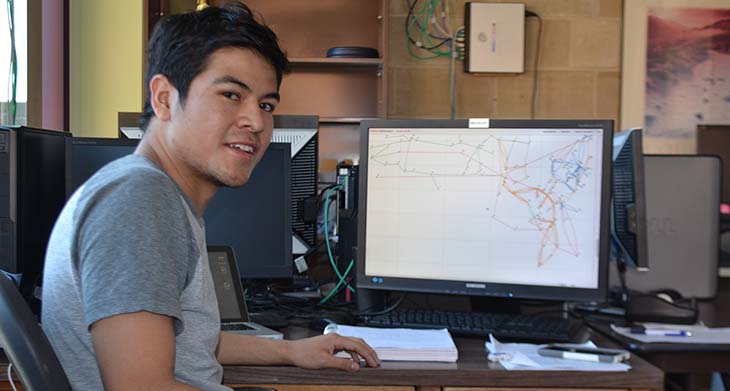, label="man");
[42,3,379,390]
